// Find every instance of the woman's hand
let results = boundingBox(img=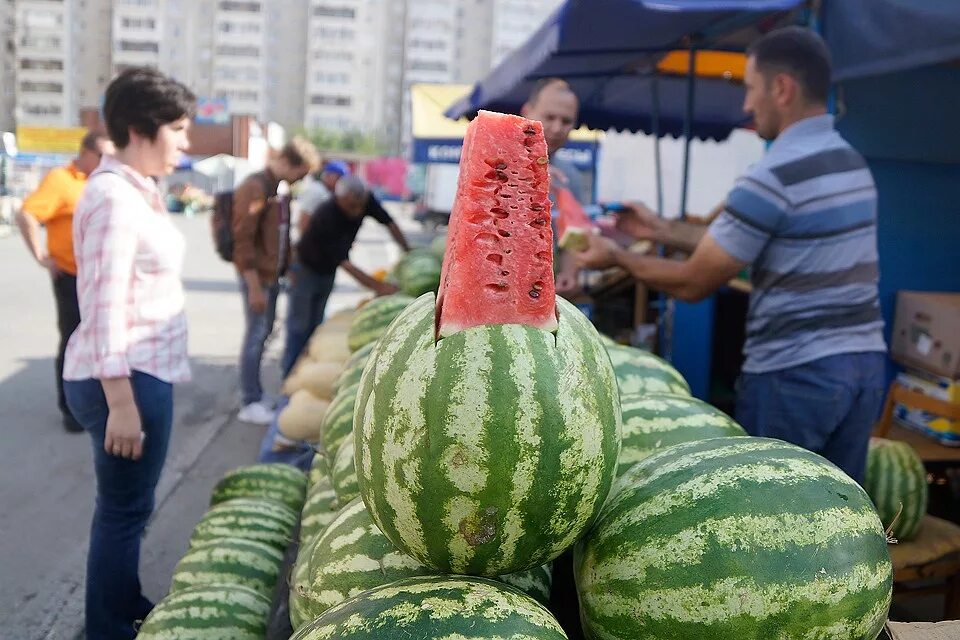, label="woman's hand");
[101,378,144,460]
